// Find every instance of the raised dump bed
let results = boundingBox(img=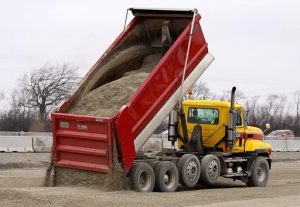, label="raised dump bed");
[52,8,213,174]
